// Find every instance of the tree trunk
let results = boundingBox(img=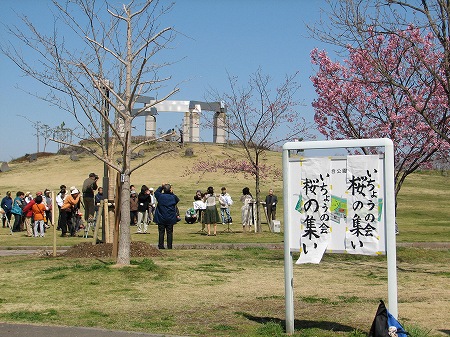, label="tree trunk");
[255,163,262,233]
[116,126,132,265]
